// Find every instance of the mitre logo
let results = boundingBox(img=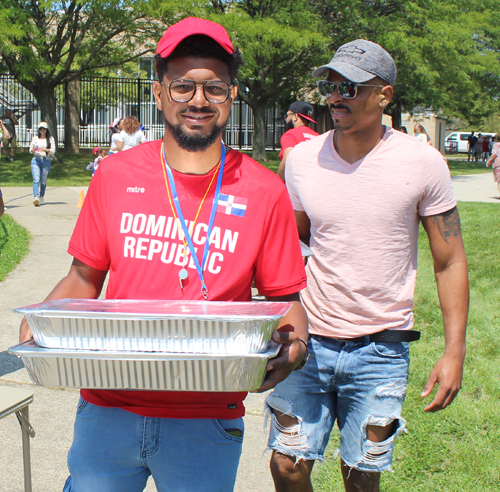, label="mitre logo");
[127,186,145,193]
[338,45,365,55]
